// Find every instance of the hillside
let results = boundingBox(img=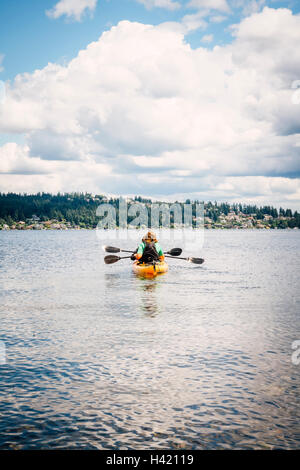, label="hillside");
[0,192,299,230]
